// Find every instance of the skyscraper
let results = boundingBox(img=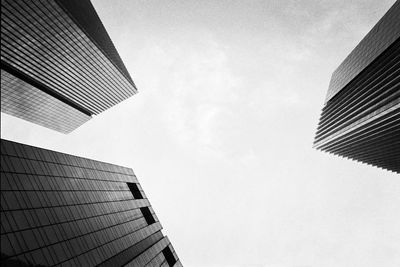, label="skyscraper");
[0,139,182,266]
[1,0,181,265]
[314,1,400,173]
[1,0,137,133]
